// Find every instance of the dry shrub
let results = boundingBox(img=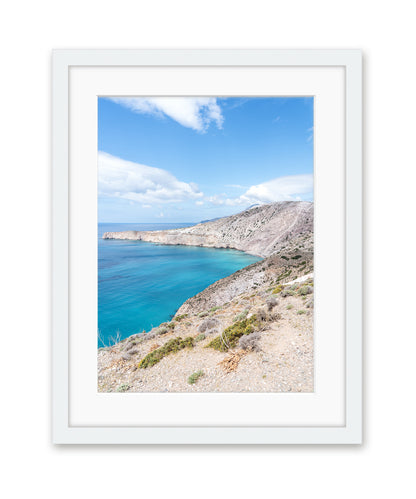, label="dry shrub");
[306,298,314,308]
[121,351,138,361]
[268,312,281,321]
[238,332,261,352]
[112,358,128,368]
[256,308,267,321]
[125,342,136,352]
[266,297,278,311]
[218,350,247,373]
[149,343,160,352]
[198,317,219,333]
[152,326,168,336]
